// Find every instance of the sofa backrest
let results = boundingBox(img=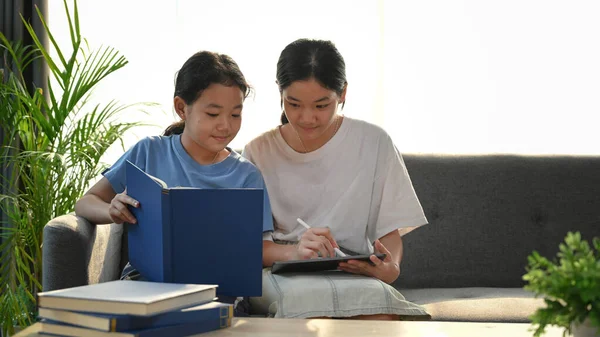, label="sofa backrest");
[396,154,600,289]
